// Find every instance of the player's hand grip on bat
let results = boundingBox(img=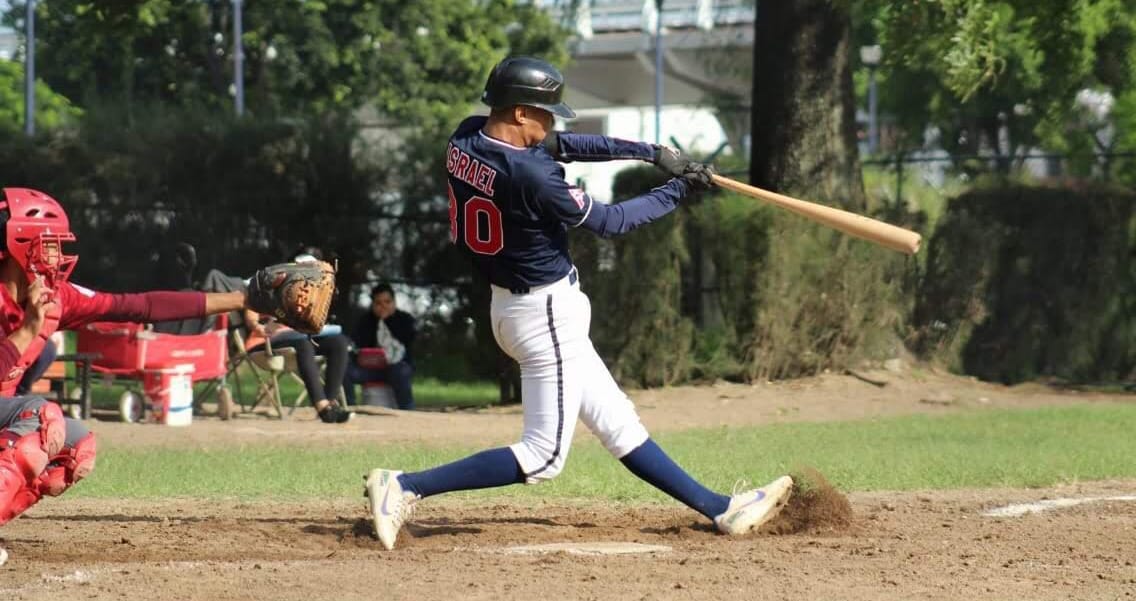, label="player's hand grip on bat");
[681,163,716,191]
[652,146,716,191]
[652,144,697,177]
